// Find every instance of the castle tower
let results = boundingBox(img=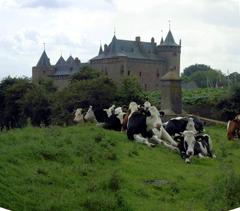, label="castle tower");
[32,50,52,81]
[158,30,182,115]
[160,71,182,115]
[158,30,181,76]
